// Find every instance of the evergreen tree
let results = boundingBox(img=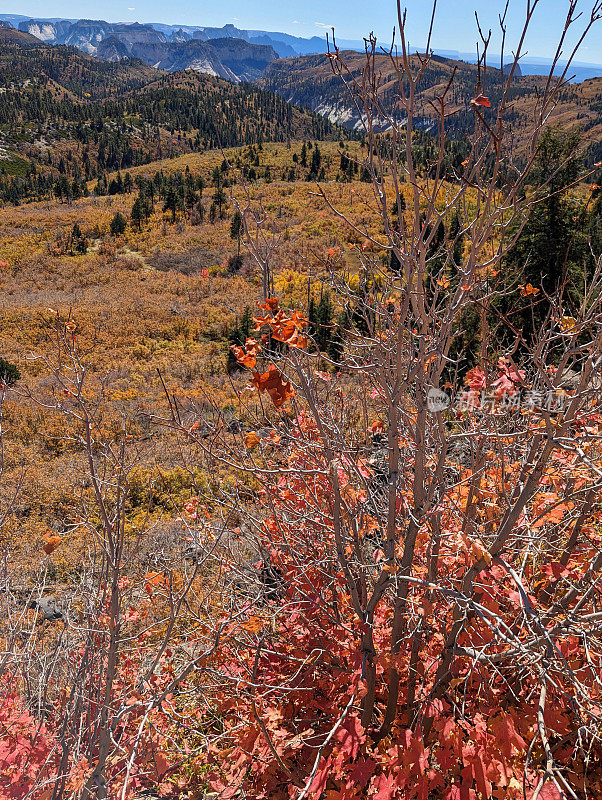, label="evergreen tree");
[213,185,227,218]
[110,212,127,236]
[163,187,180,223]
[230,210,243,254]
[502,128,587,341]
[70,223,87,255]
[308,145,322,179]
[0,357,20,387]
[300,142,308,168]
[309,291,340,356]
[227,306,253,372]
[131,197,145,230]
[54,175,71,204]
